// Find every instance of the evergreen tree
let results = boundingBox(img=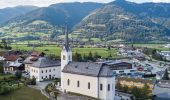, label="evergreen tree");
[15,70,22,79]
[73,52,82,62]
[88,51,93,61]
[0,62,4,73]
[162,69,170,80]
[93,52,101,61]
